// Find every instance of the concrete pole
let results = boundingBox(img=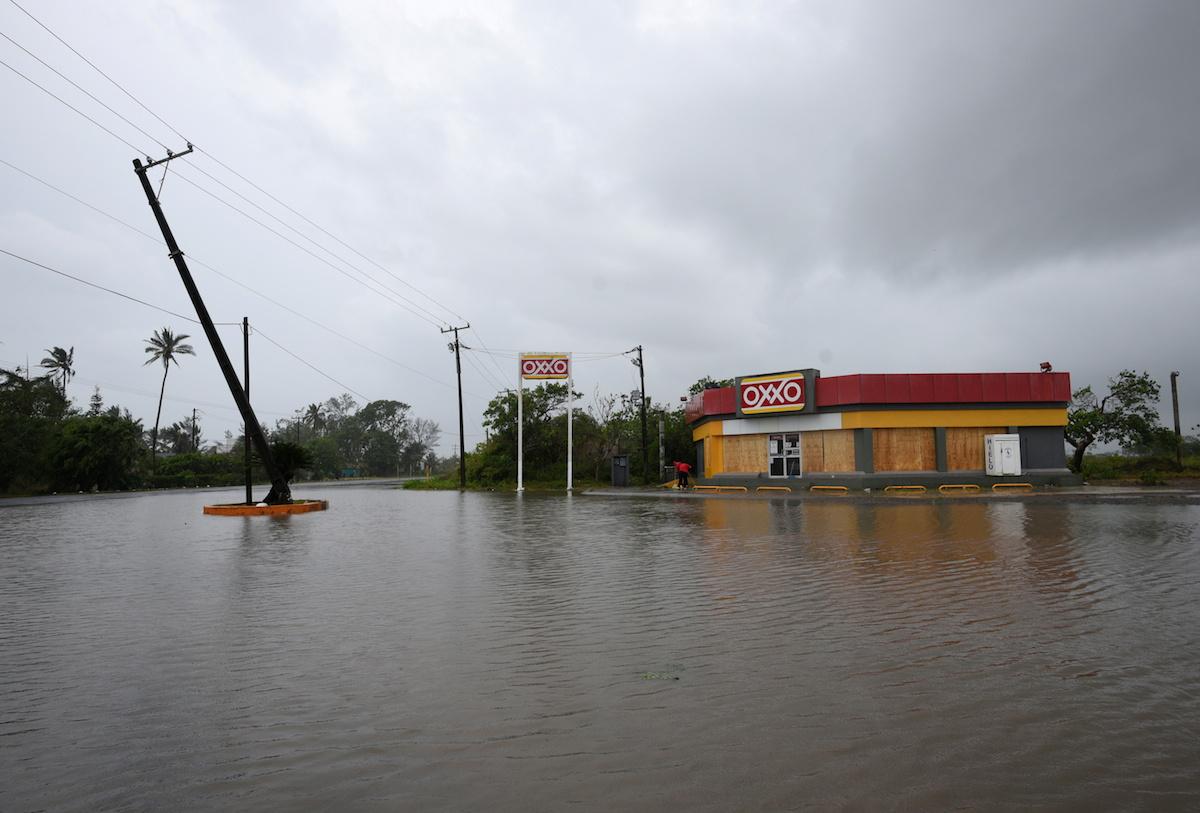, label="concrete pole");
[1171,371,1182,469]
